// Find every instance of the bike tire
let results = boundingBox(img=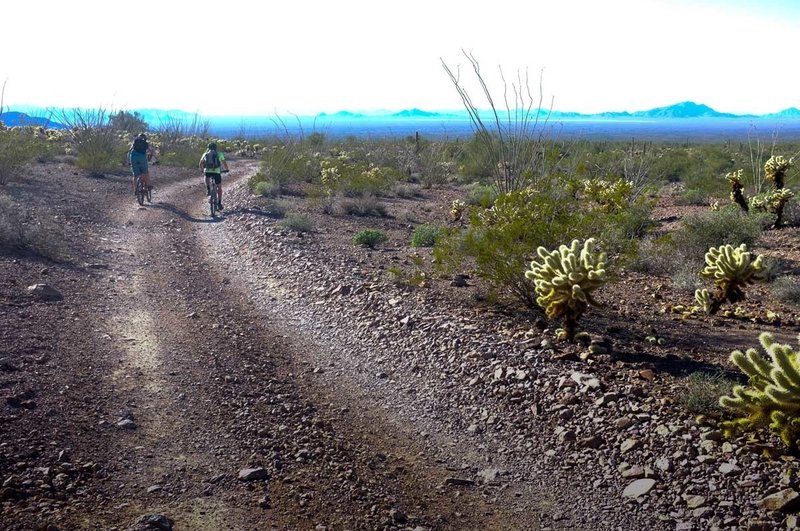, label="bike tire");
[209,186,217,217]
[146,187,152,203]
